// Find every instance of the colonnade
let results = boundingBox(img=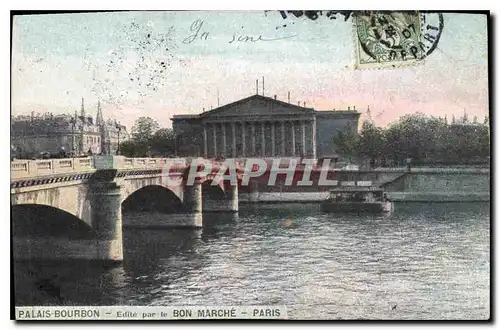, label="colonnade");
[203,119,317,158]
